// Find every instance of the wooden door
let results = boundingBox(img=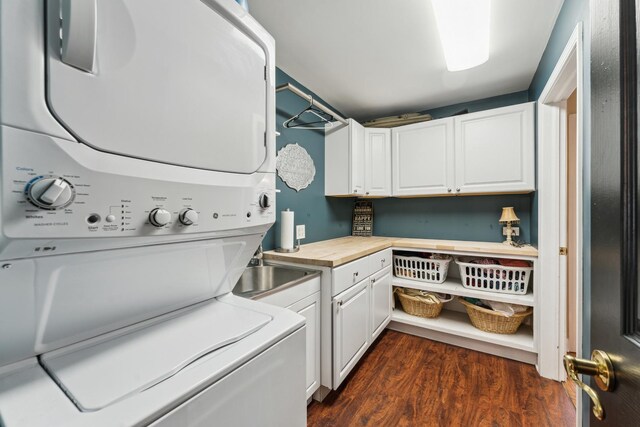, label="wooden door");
[454,102,535,195]
[585,0,640,422]
[391,118,455,196]
[364,128,392,197]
